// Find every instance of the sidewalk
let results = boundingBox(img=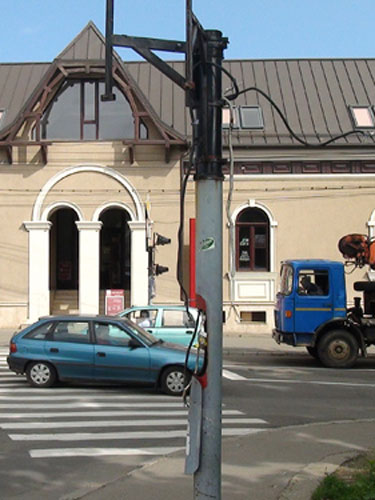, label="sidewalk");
[80,419,375,500]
